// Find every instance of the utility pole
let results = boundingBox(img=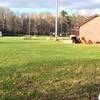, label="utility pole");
[3,13,5,31]
[28,13,31,37]
[55,0,58,40]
